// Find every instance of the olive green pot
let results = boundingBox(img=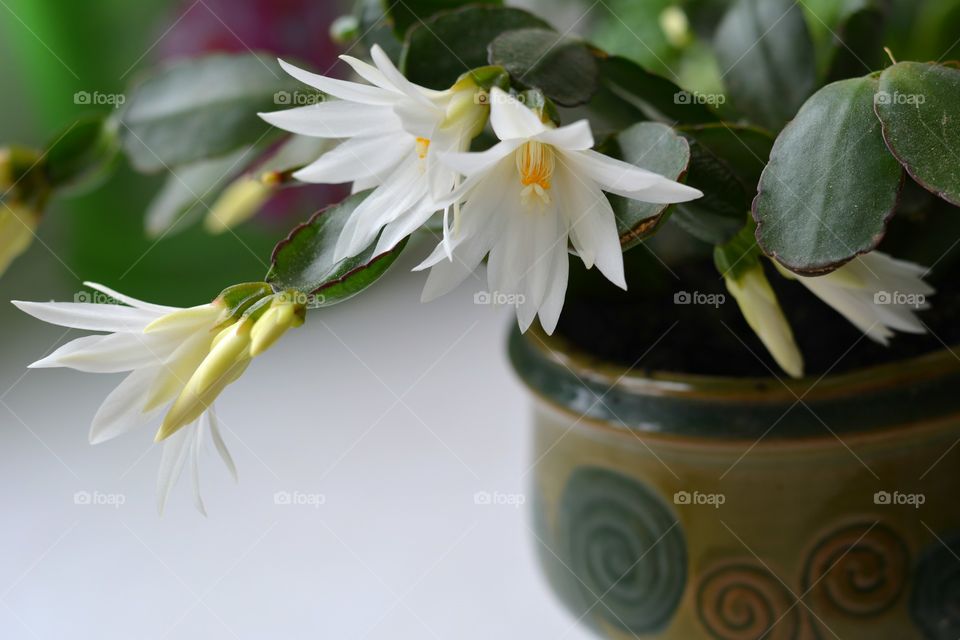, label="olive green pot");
[510,327,960,640]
